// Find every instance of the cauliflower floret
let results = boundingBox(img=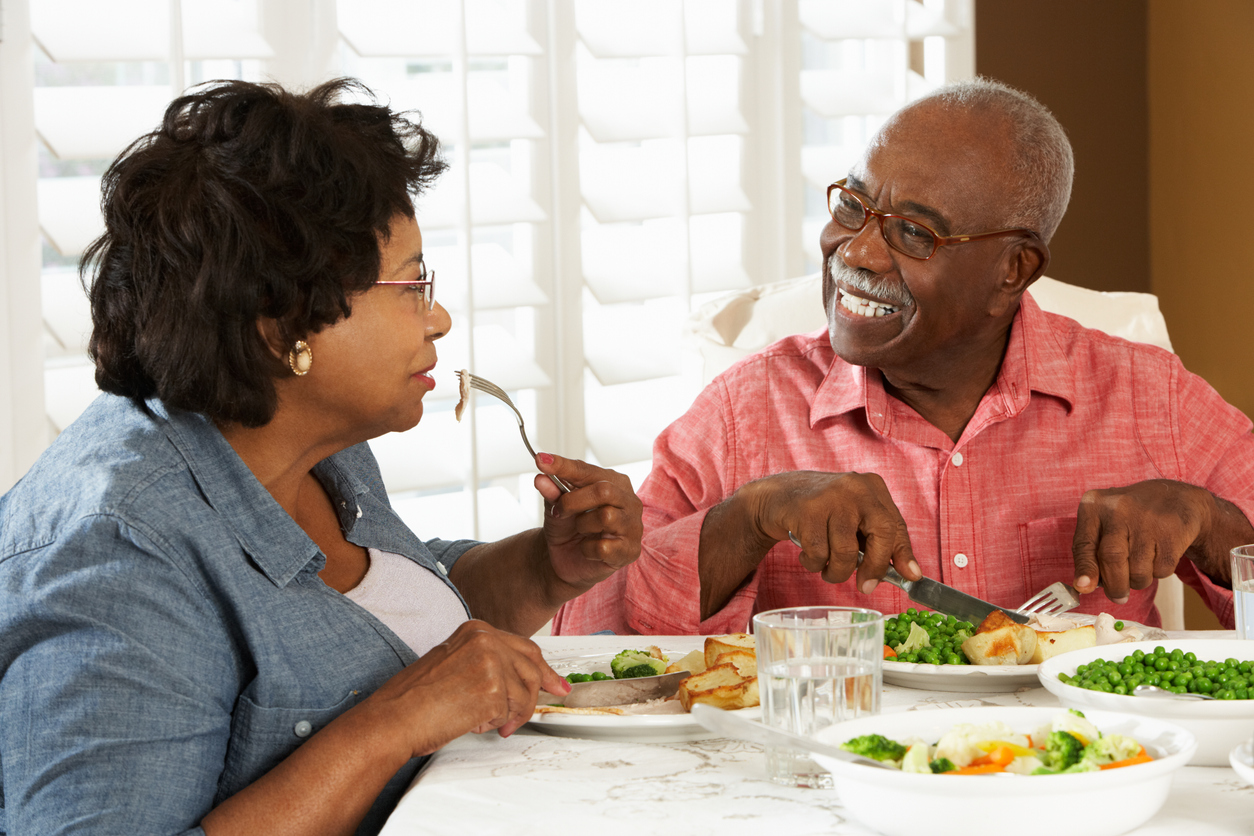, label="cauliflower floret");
[1080,733,1143,767]
[1050,708,1102,746]
[900,742,933,773]
[1005,755,1046,775]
